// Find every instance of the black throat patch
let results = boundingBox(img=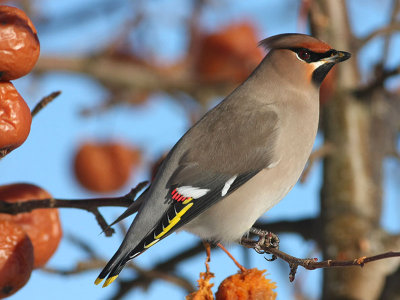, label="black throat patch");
[312,63,334,86]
